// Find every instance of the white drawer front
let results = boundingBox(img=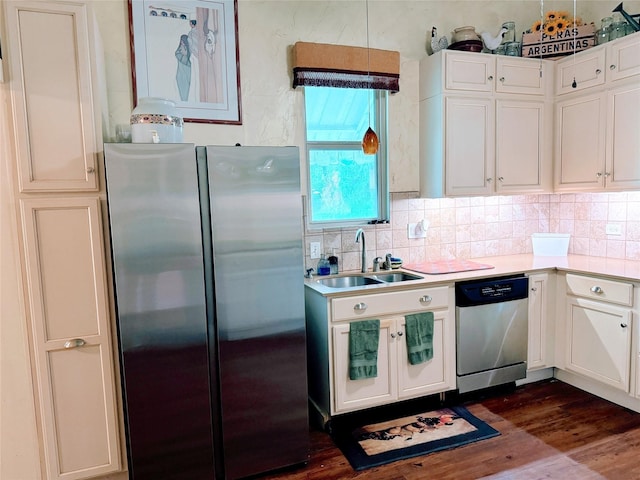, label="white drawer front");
[332,286,449,322]
[566,274,633,306]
